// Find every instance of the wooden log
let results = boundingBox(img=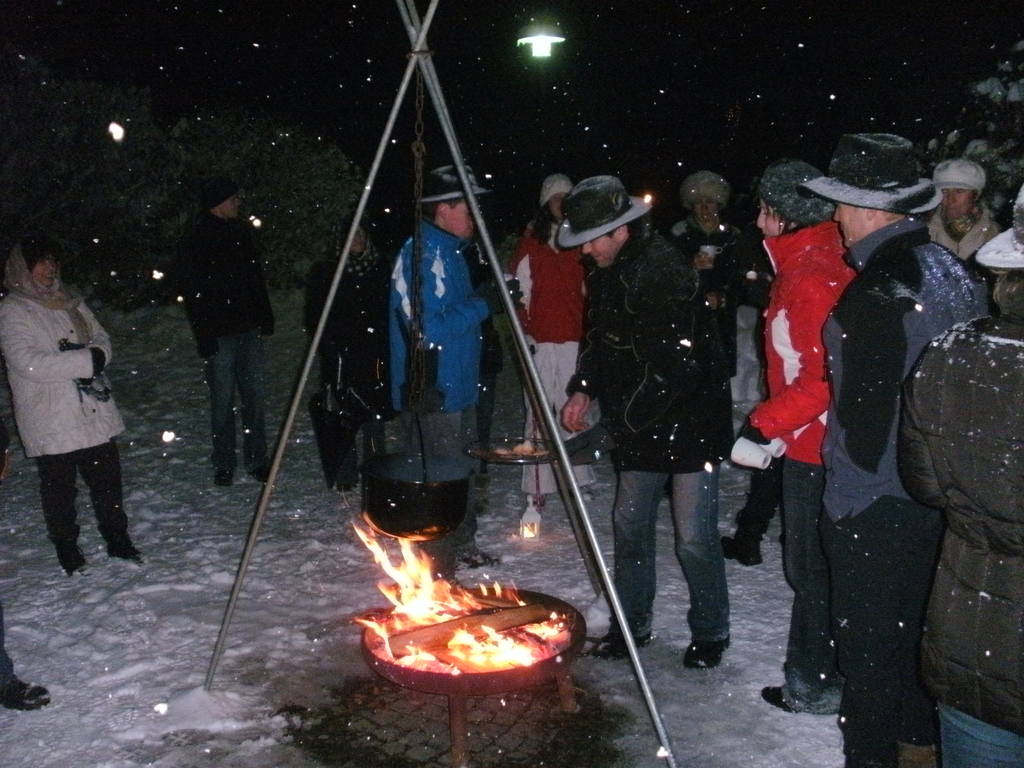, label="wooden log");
[389,603,552,655]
